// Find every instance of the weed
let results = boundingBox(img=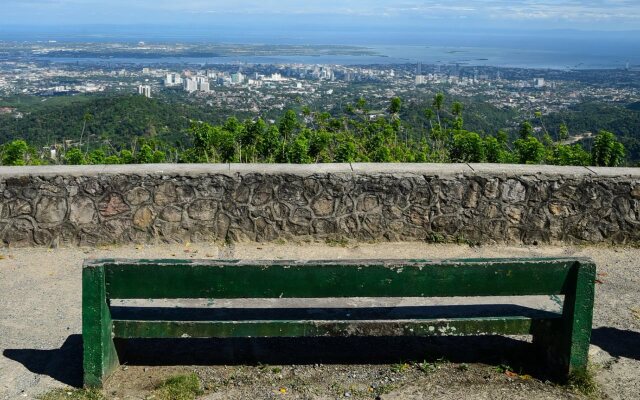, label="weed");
[155,373,204,400]
[325,237,349,247]
[568,367,599,397]
[494,364,513,374]
[38,388,104,400]
[417,361,438,374]
[457,363,469,372]
[427,232,446,244]
[390,362,411,373]
[373,383,397,396]
[271,367,283,374]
